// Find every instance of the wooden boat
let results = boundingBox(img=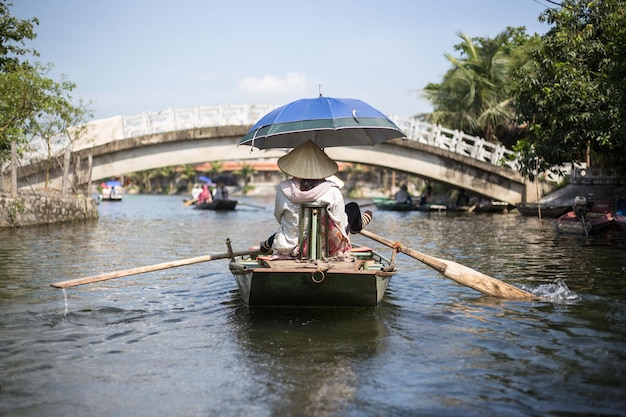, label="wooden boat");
[614,198,626,232]
[194,199,238,211]
[475,200,511,213]
[229,202,396,307]
[556,198,614,235]
[515,202,571,218]
[416,203,447,212]
[229,246,396,307]
[447,204,476,213]
[372,197,415,211]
